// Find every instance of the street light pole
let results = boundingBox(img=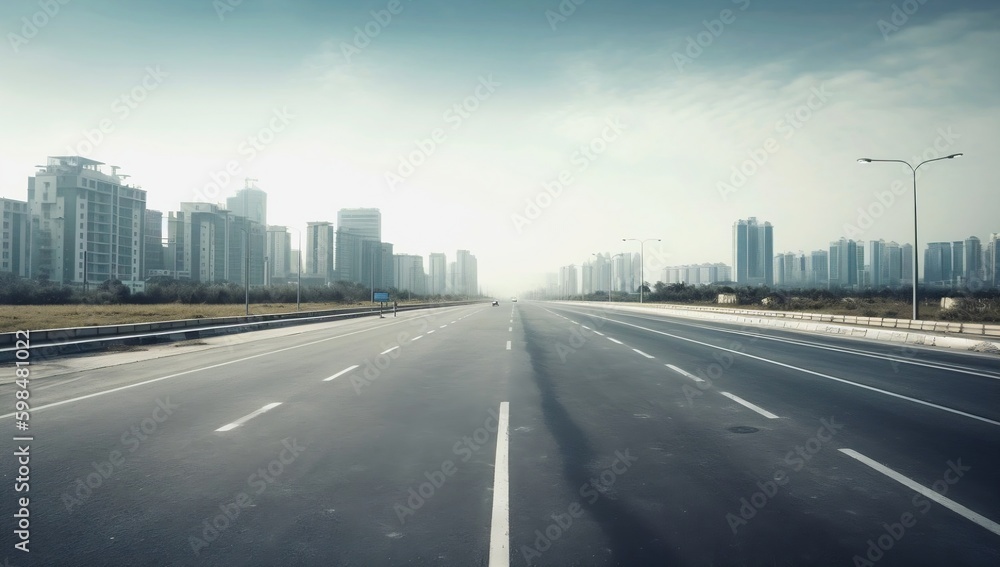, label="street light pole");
[623,238,661,304]
[857,153,962,320]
